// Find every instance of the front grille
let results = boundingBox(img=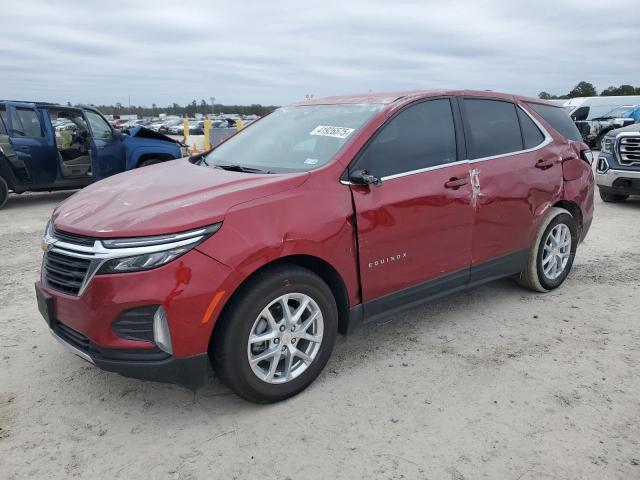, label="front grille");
[55,322,90,352]
[44,250,91,295]
[53,229,96,246]
[618,136,640,165]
